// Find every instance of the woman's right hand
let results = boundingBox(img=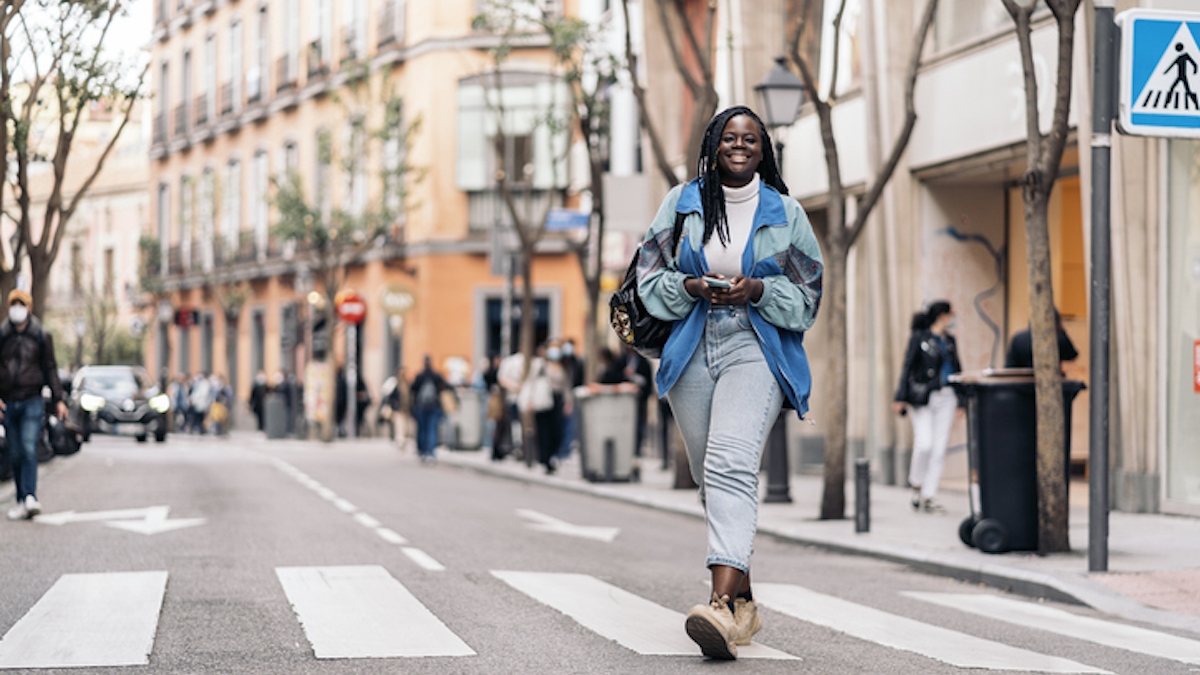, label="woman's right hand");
[891,401,907,416]
[683,276,716,301]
